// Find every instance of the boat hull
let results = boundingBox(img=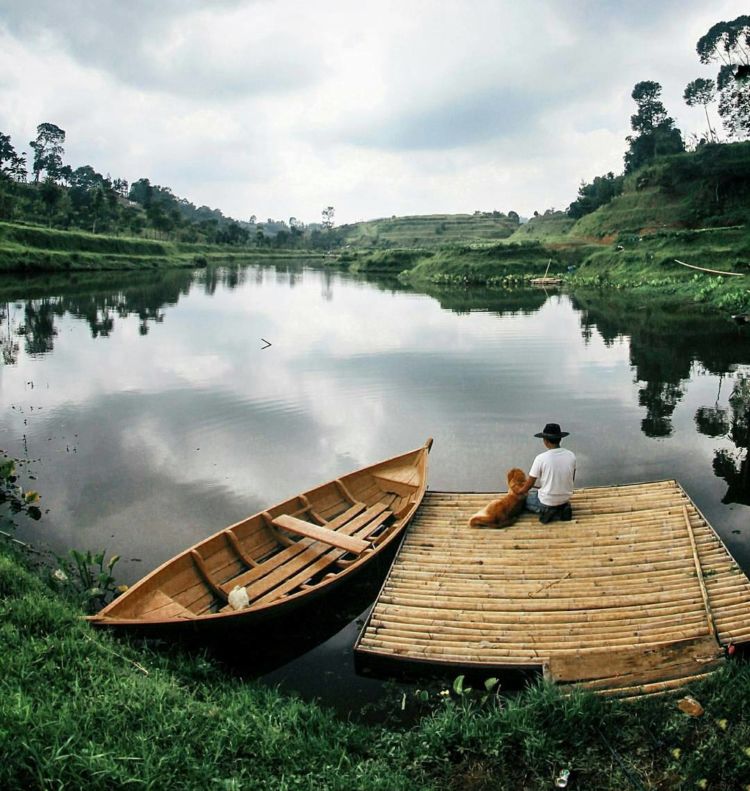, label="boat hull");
[89,440,432,636]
